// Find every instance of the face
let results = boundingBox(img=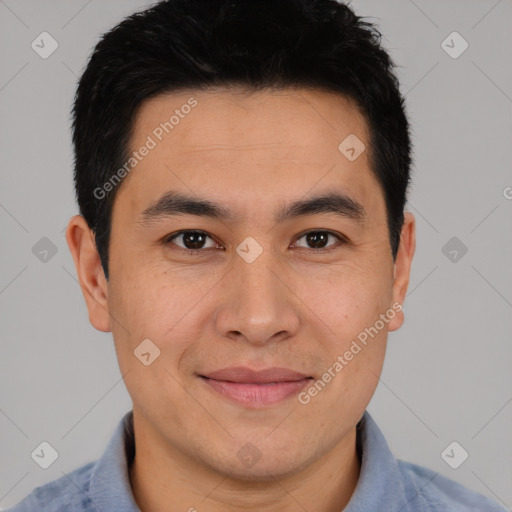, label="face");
[67,87,415,480]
